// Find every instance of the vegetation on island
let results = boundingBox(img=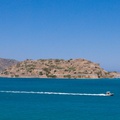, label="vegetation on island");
[0,58,119,78]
